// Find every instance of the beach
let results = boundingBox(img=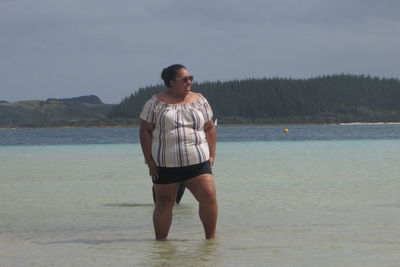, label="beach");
[1,125,400,266]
